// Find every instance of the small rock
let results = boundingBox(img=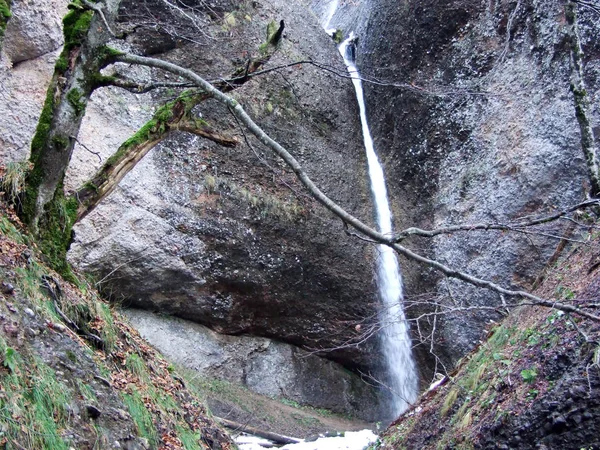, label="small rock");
[24,308,35,317]
[551,415,567,431]
[52,323,67,332]
[1,283,15,295]
[25,327,39,337]
[6,302,16,312]
[3,323,18,337]
[86,405,101,419]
